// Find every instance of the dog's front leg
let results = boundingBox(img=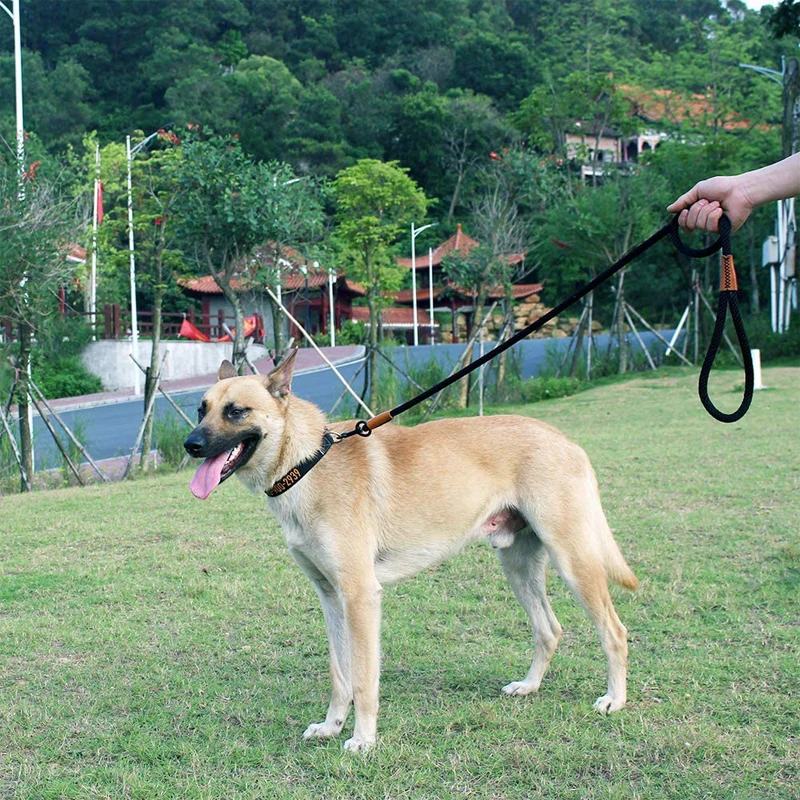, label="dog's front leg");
[302,576,352,742]
[340,574,382,752]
